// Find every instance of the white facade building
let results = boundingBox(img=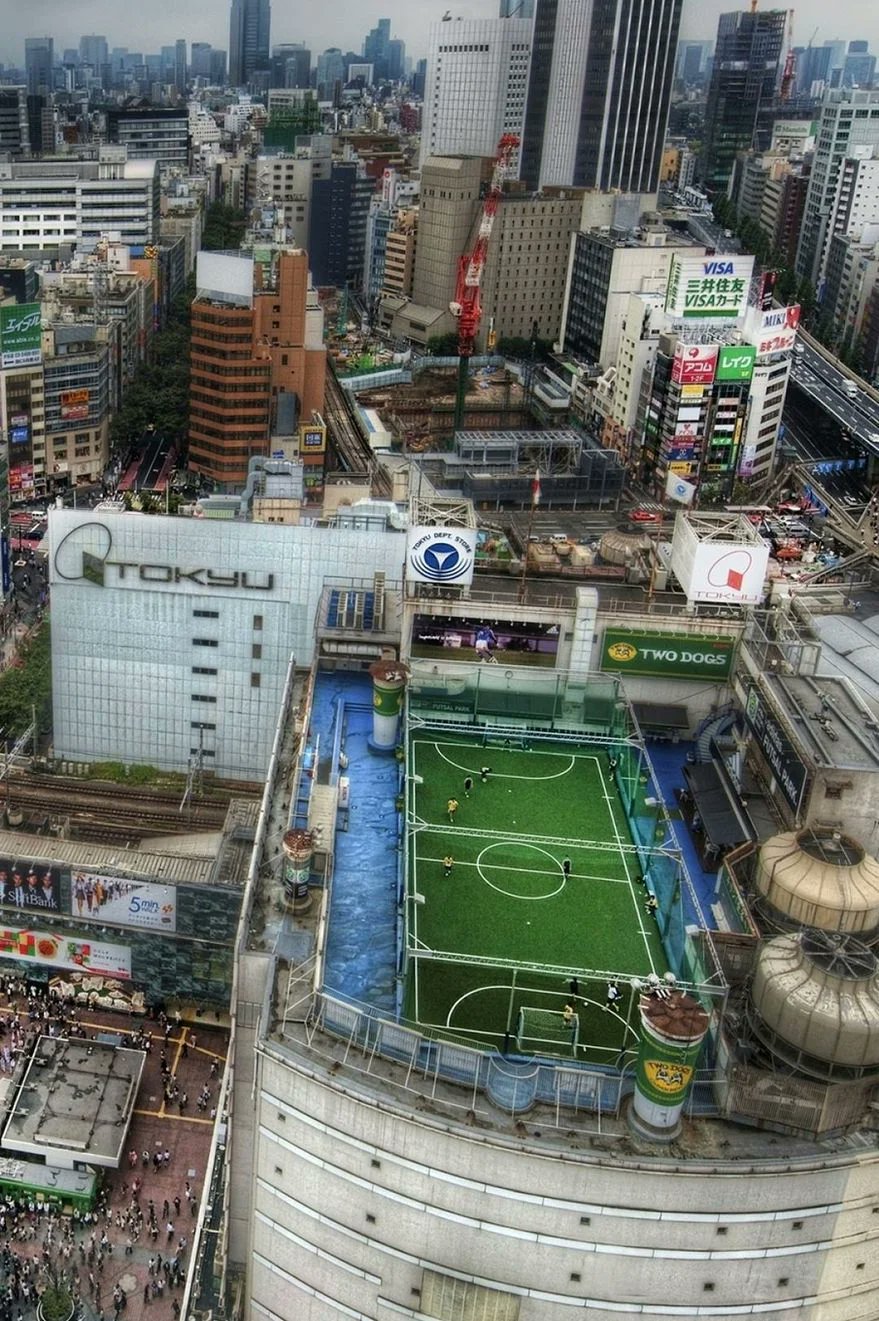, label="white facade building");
[48,511,404,780]
[421,18,531,165]
[796,89,879,289]
[740,356,792,481]
[0,151,159,252]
